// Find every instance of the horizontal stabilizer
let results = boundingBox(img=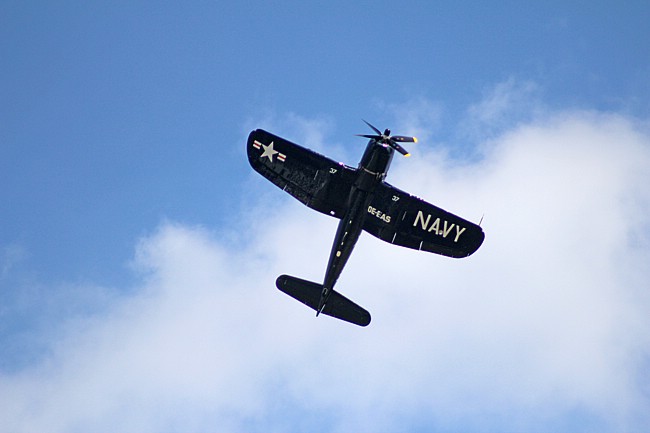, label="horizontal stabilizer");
[276,275,371,327]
